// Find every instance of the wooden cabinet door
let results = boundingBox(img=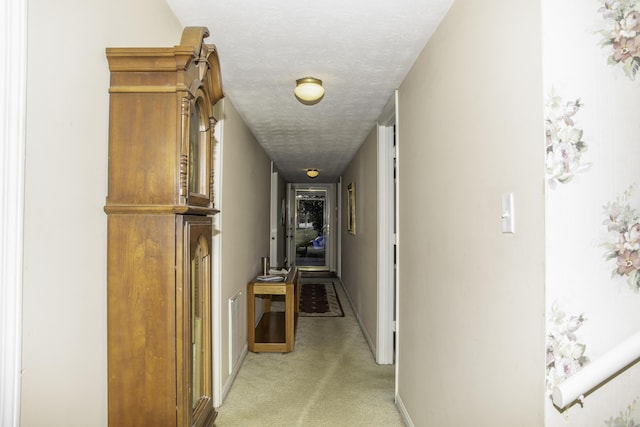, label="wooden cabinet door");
[176,215,216,427]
